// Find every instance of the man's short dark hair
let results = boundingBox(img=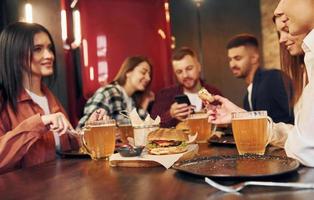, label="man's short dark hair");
[226,34,258,49]
[172,47,197,61]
